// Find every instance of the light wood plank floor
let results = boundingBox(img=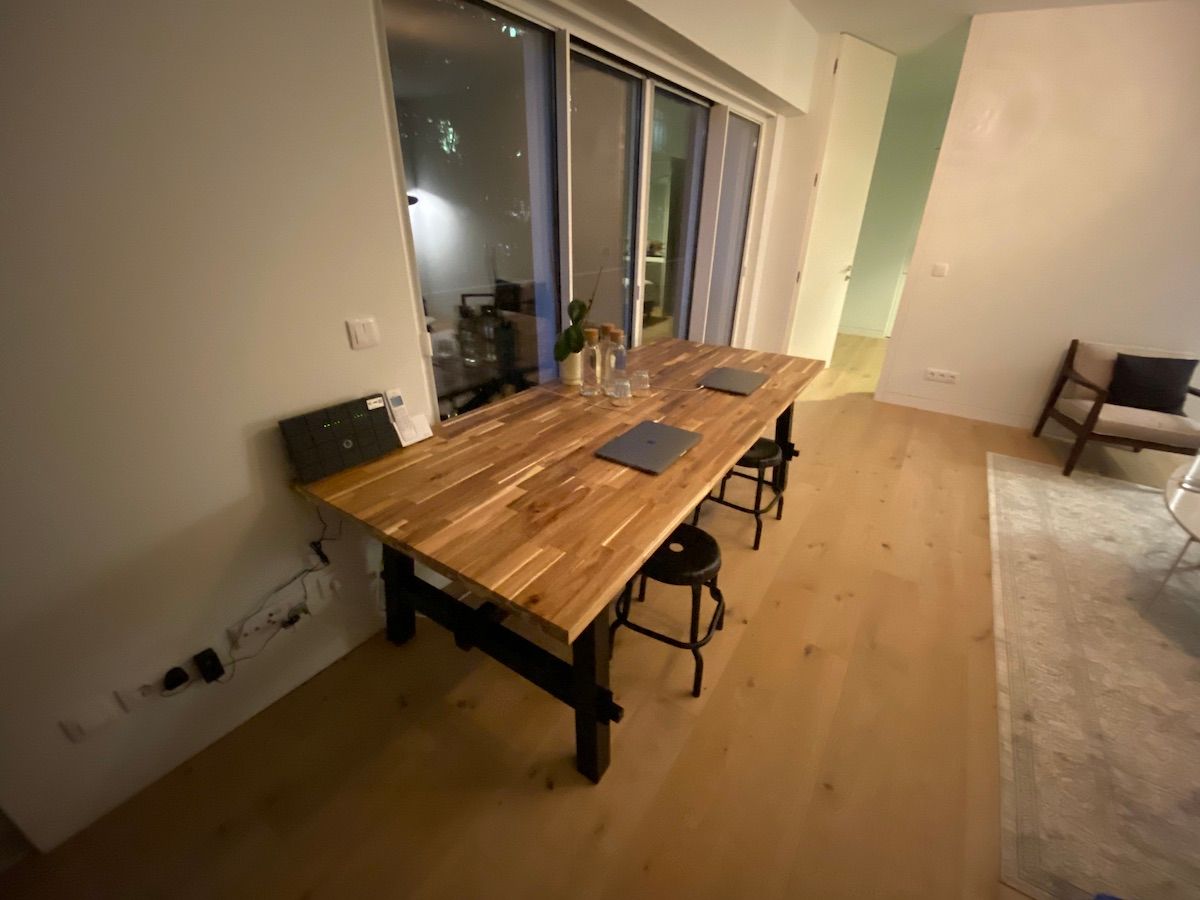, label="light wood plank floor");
[1,334,1180,899]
